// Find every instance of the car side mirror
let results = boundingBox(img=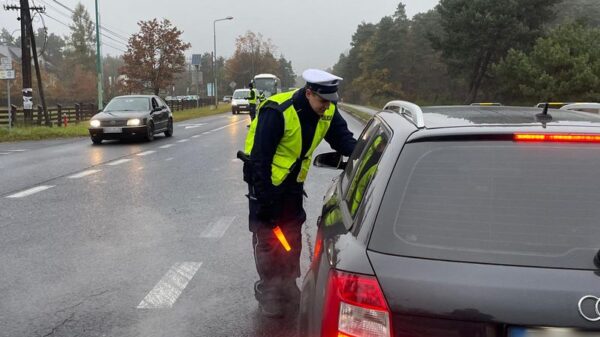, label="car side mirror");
[313,152,346,170]
[151,107,161,113]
